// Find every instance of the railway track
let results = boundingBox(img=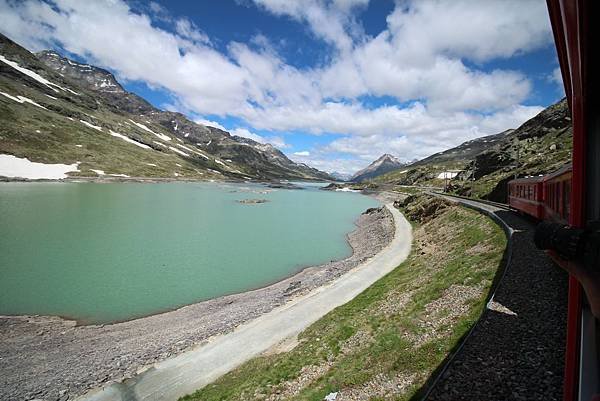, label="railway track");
[420,192,568,401]
[429,191,512,211]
